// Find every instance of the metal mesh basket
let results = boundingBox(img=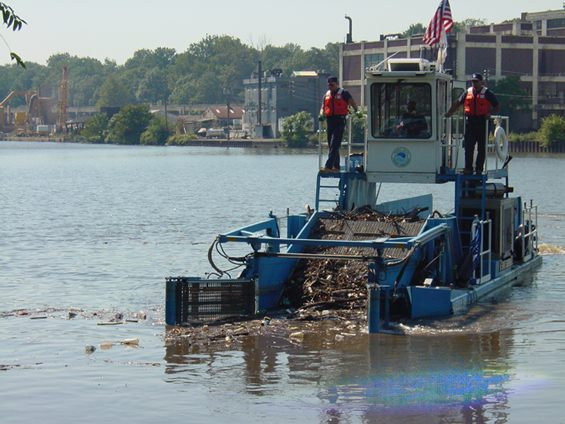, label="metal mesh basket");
[165,277,255,325]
